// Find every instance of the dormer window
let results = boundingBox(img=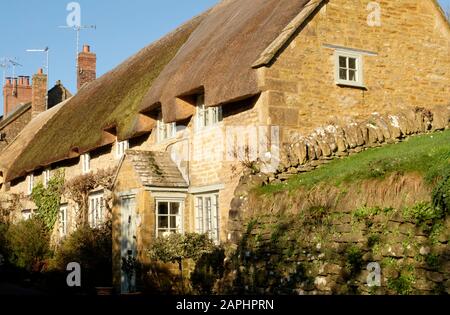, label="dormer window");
[116,140,129,159]
[335,51,364,87]
[196,94,222,131]
[82,153,91,174]
[157,120,176,143]
[43,168,51,188]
